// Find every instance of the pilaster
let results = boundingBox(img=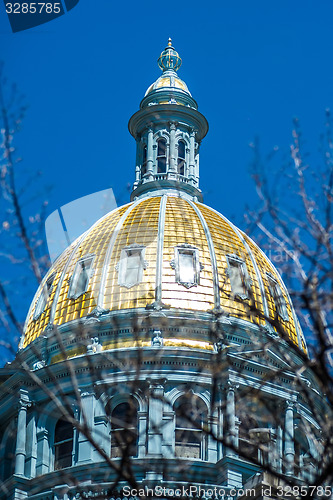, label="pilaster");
[146,379,165,457]
[146,125,154,180]
[284,400,295,476]
[77,391,96,465]
[224,381,238,458]
[15,390,30,477]
[168,122,177,174]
